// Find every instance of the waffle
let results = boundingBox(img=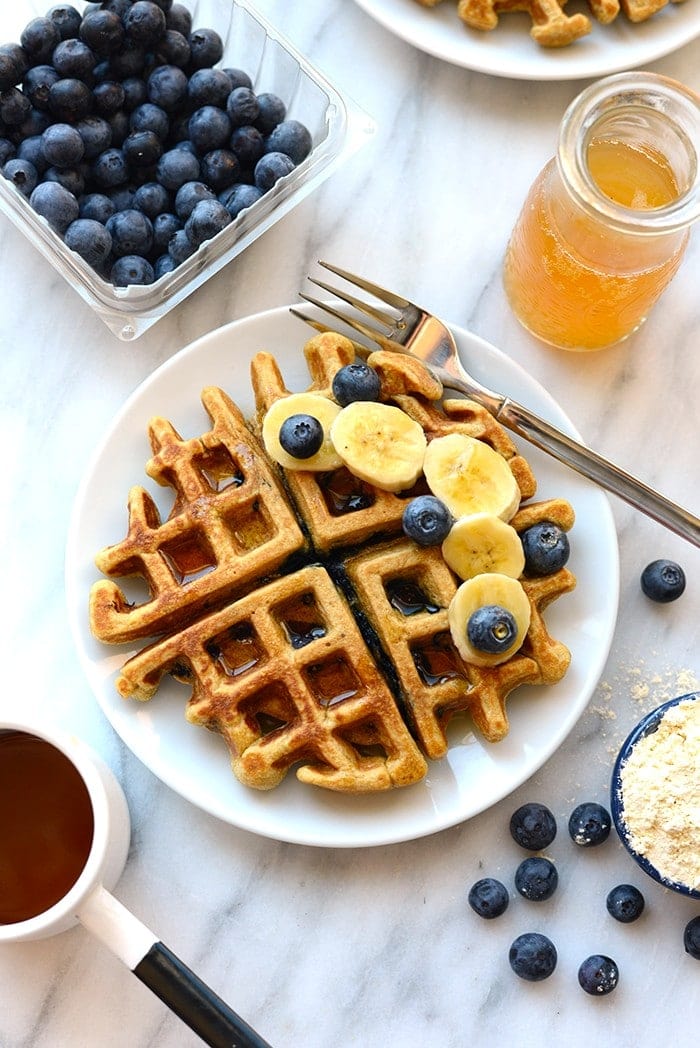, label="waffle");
[415,0,686,47]
[91,330,577,794]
